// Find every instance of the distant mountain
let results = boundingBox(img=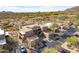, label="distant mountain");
[0,11,14,14]
[65,6,79,12]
